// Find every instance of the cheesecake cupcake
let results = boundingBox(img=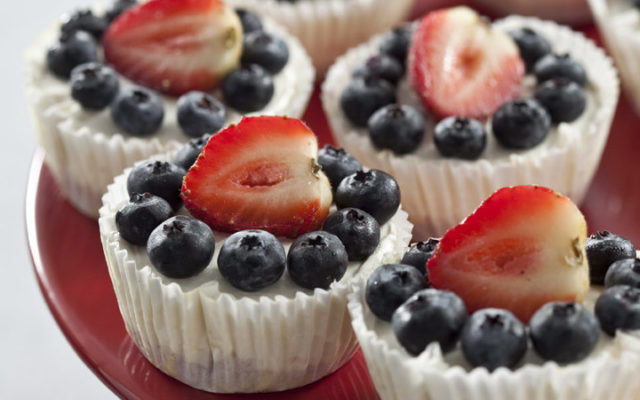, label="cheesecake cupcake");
[322,7,619,239]
[25,0,314,218]
[471,0,593,25]
[98,116,413,392]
